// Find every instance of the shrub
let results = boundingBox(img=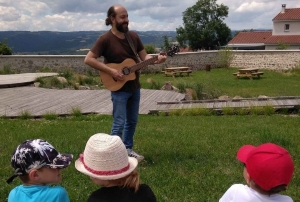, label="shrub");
[263,105,275,116]
[34,77,45,85]
[236,108,250,116]
[43,112,58,120]
[222,107,235,115]
[59,69,74,80]
[19,110,32,119]
[0,65,13,74]
[250,106,265,115]
[50,77,64,89]
[175,82,204,100]
[71,107,82,117]
[195,108,212,116]
[144,44,156,54]
[0,39,12,55]
[38,67,52,72]
[192,83,204,100]
[216,47,234,68]
[278,107,289,115]
[276,41,290,50]
[147,79,162,90]
[168,109,182,116]
[83,77,94,85]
